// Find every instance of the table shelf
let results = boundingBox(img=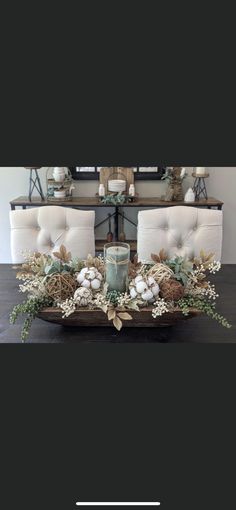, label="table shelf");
[10,196,224,210]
